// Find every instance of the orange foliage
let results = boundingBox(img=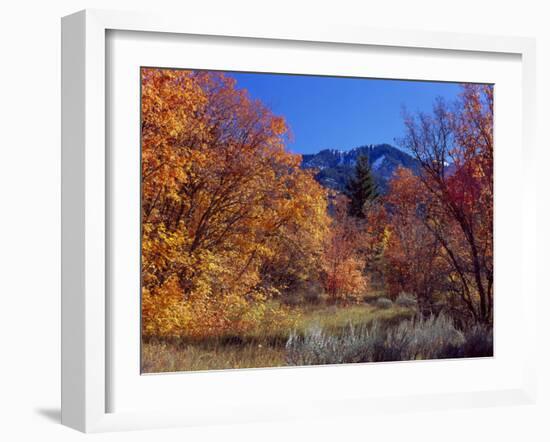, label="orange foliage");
[140,68,329,338]
[321,196,368,303]
[382,168,447,310]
